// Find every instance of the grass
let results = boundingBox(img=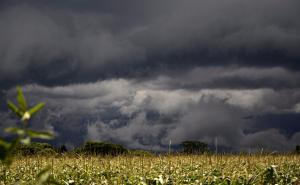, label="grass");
[1,154,299,184]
